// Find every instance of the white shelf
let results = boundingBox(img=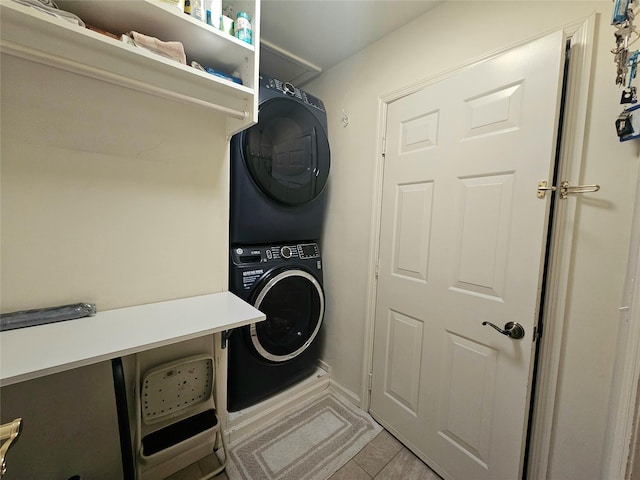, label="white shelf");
[0,292,266,386]
[58,0,256,70]
[0,0,260,135]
